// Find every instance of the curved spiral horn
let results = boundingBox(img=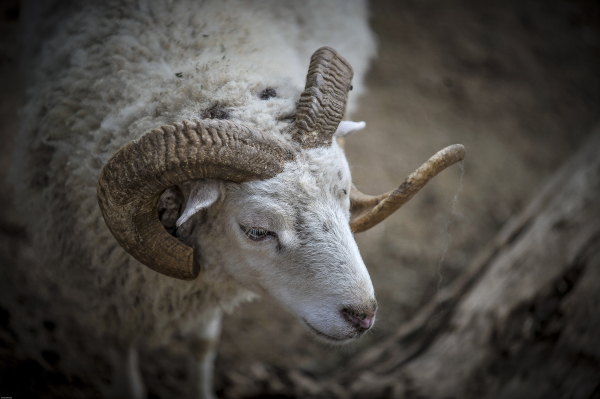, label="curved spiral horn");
[350,144,466,233]
[292,46,354,149]
[97,119,294,280]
